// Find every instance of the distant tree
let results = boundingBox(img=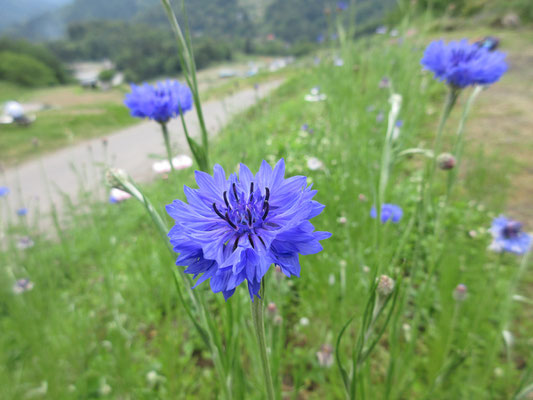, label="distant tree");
[0,51,58,86]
